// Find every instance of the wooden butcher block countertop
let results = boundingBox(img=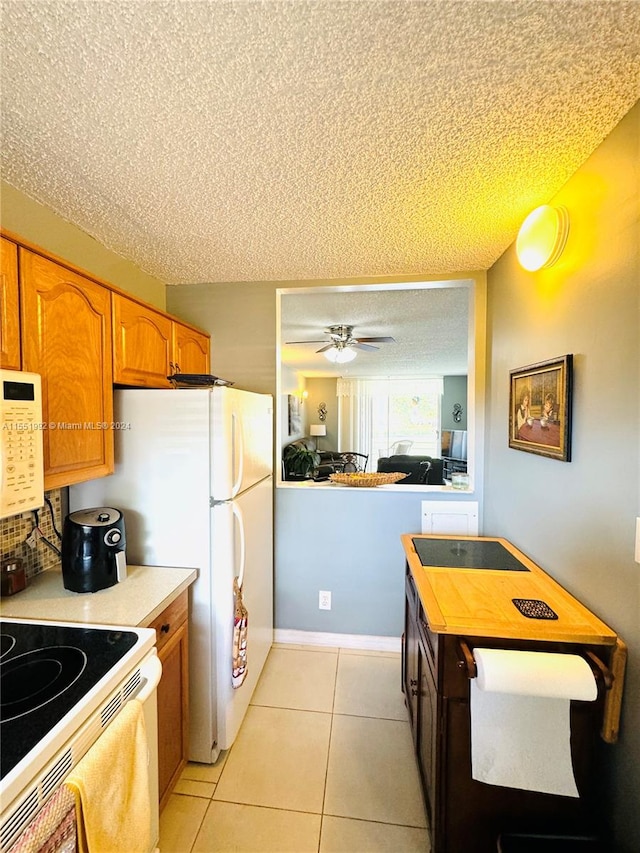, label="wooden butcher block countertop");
[402,534,618,646]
